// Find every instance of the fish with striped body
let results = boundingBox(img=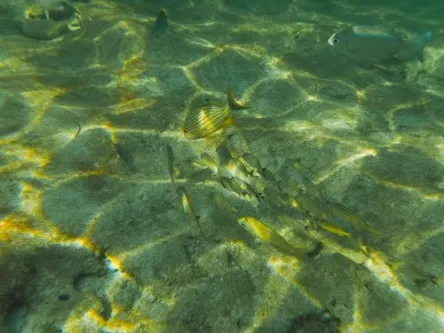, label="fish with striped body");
[326,201,381,235]
[183,87,249,139]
